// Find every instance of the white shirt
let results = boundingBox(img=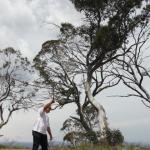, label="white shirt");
[33,107,50,135]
